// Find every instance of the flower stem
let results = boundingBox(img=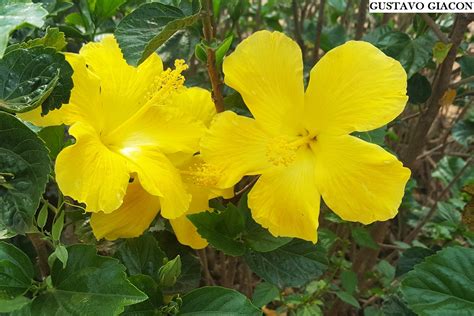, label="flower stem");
[201,0,225,113]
